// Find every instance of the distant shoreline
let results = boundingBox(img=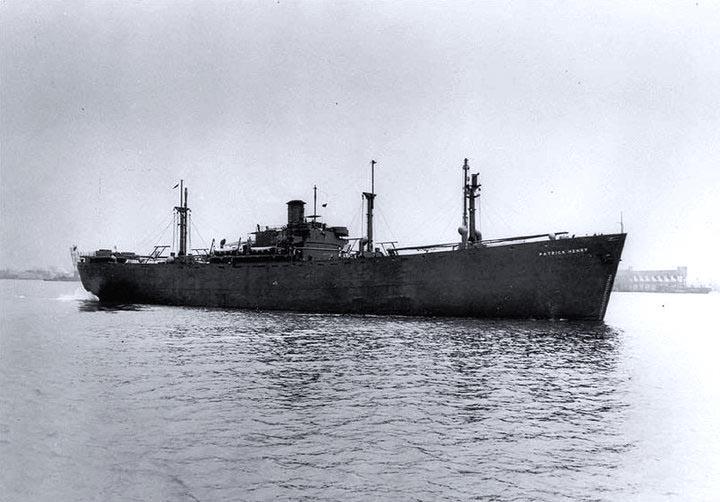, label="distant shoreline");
[0,276,79,282]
